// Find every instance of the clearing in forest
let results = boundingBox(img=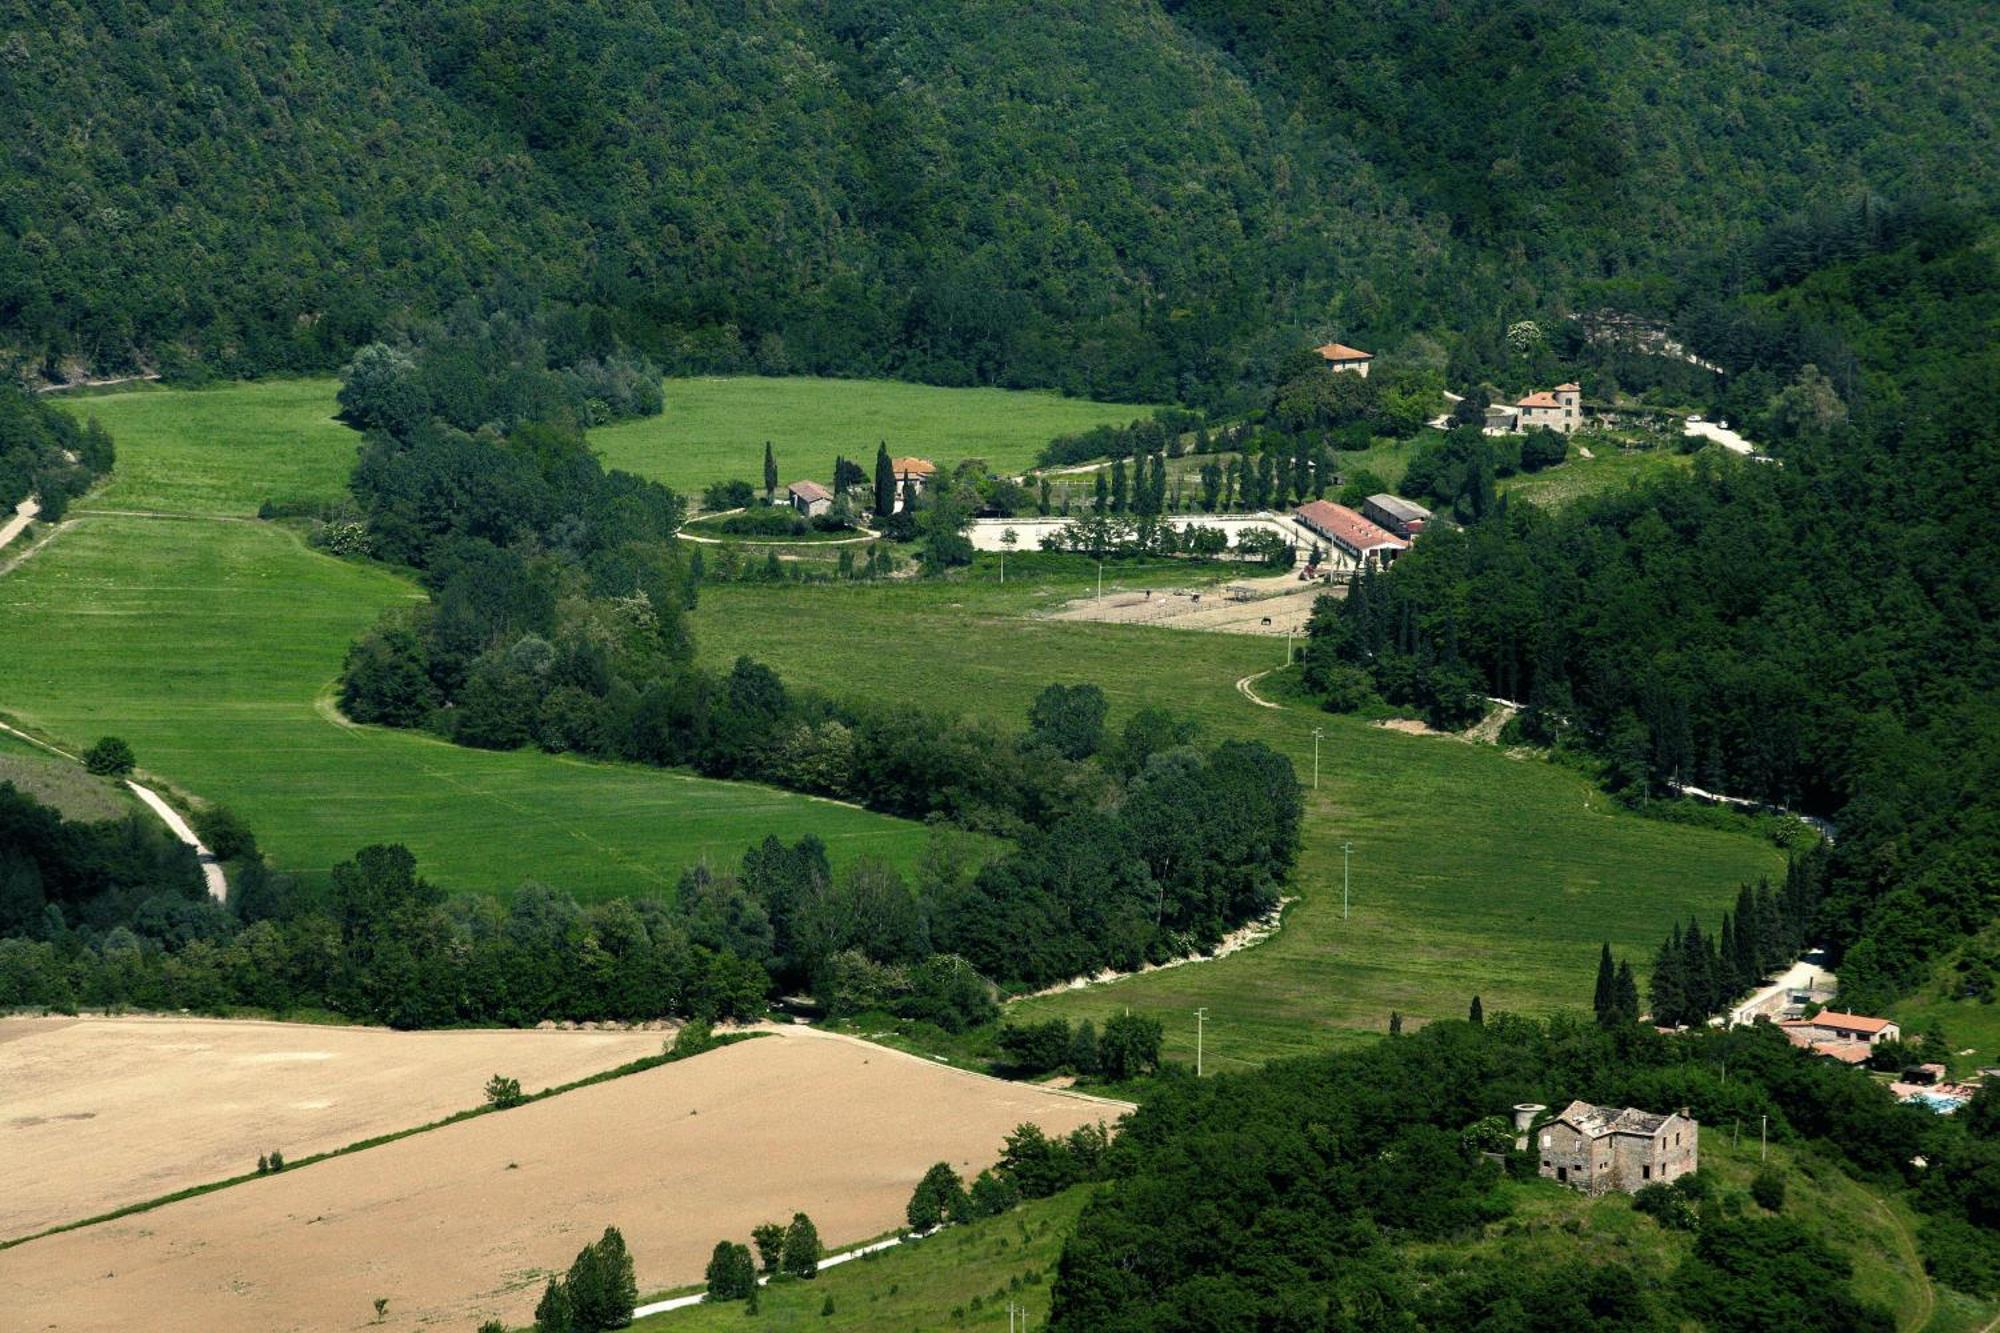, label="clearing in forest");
[592,375,1156,494]
[0,1028,1120,1333]
[0,1015,666,1241]
[11,384,932,894]
[689,571,1787,1065]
